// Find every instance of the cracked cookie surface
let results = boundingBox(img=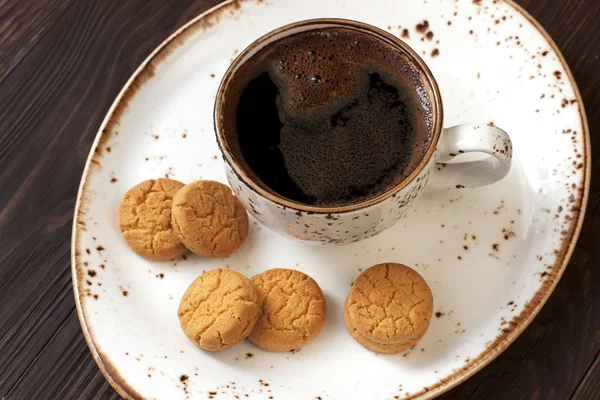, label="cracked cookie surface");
[171,180,249,258]
[347,263,433,344]
[343,297,426,354]
[178,269,259,351]
[118,178,187,260]
[248,269,327,351]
